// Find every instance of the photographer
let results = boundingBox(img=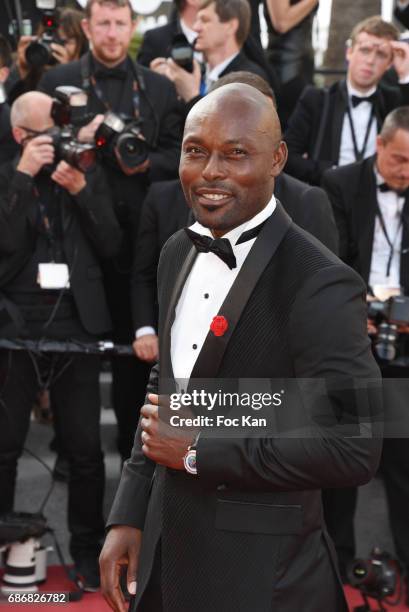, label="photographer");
[285,16,409,186]
[39,0,183,462]
[322,107,409,588]
[8,8,88,104]
[0,91,122,591]
[156,0,270,109]
[8,7,88,104]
